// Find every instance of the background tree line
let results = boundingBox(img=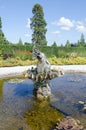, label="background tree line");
[0,3,86,60]
[0,4,86,47]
